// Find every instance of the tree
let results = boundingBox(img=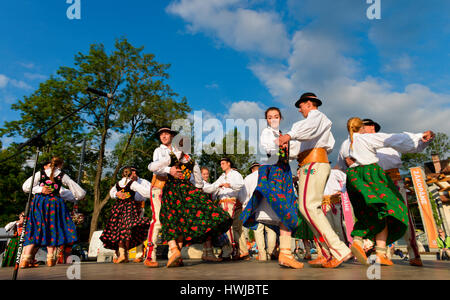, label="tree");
[0,38,190,240]
[197,127,257,181]
[402,132,450,171]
